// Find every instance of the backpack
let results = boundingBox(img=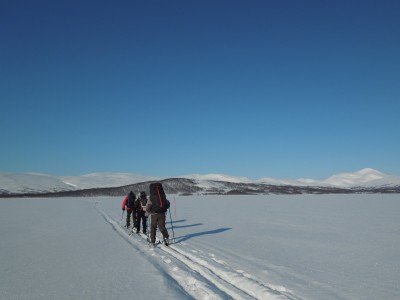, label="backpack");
[140,197,147,208]
[149,183,170,213]
[135,197,147,212]
[126,192,136,209]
